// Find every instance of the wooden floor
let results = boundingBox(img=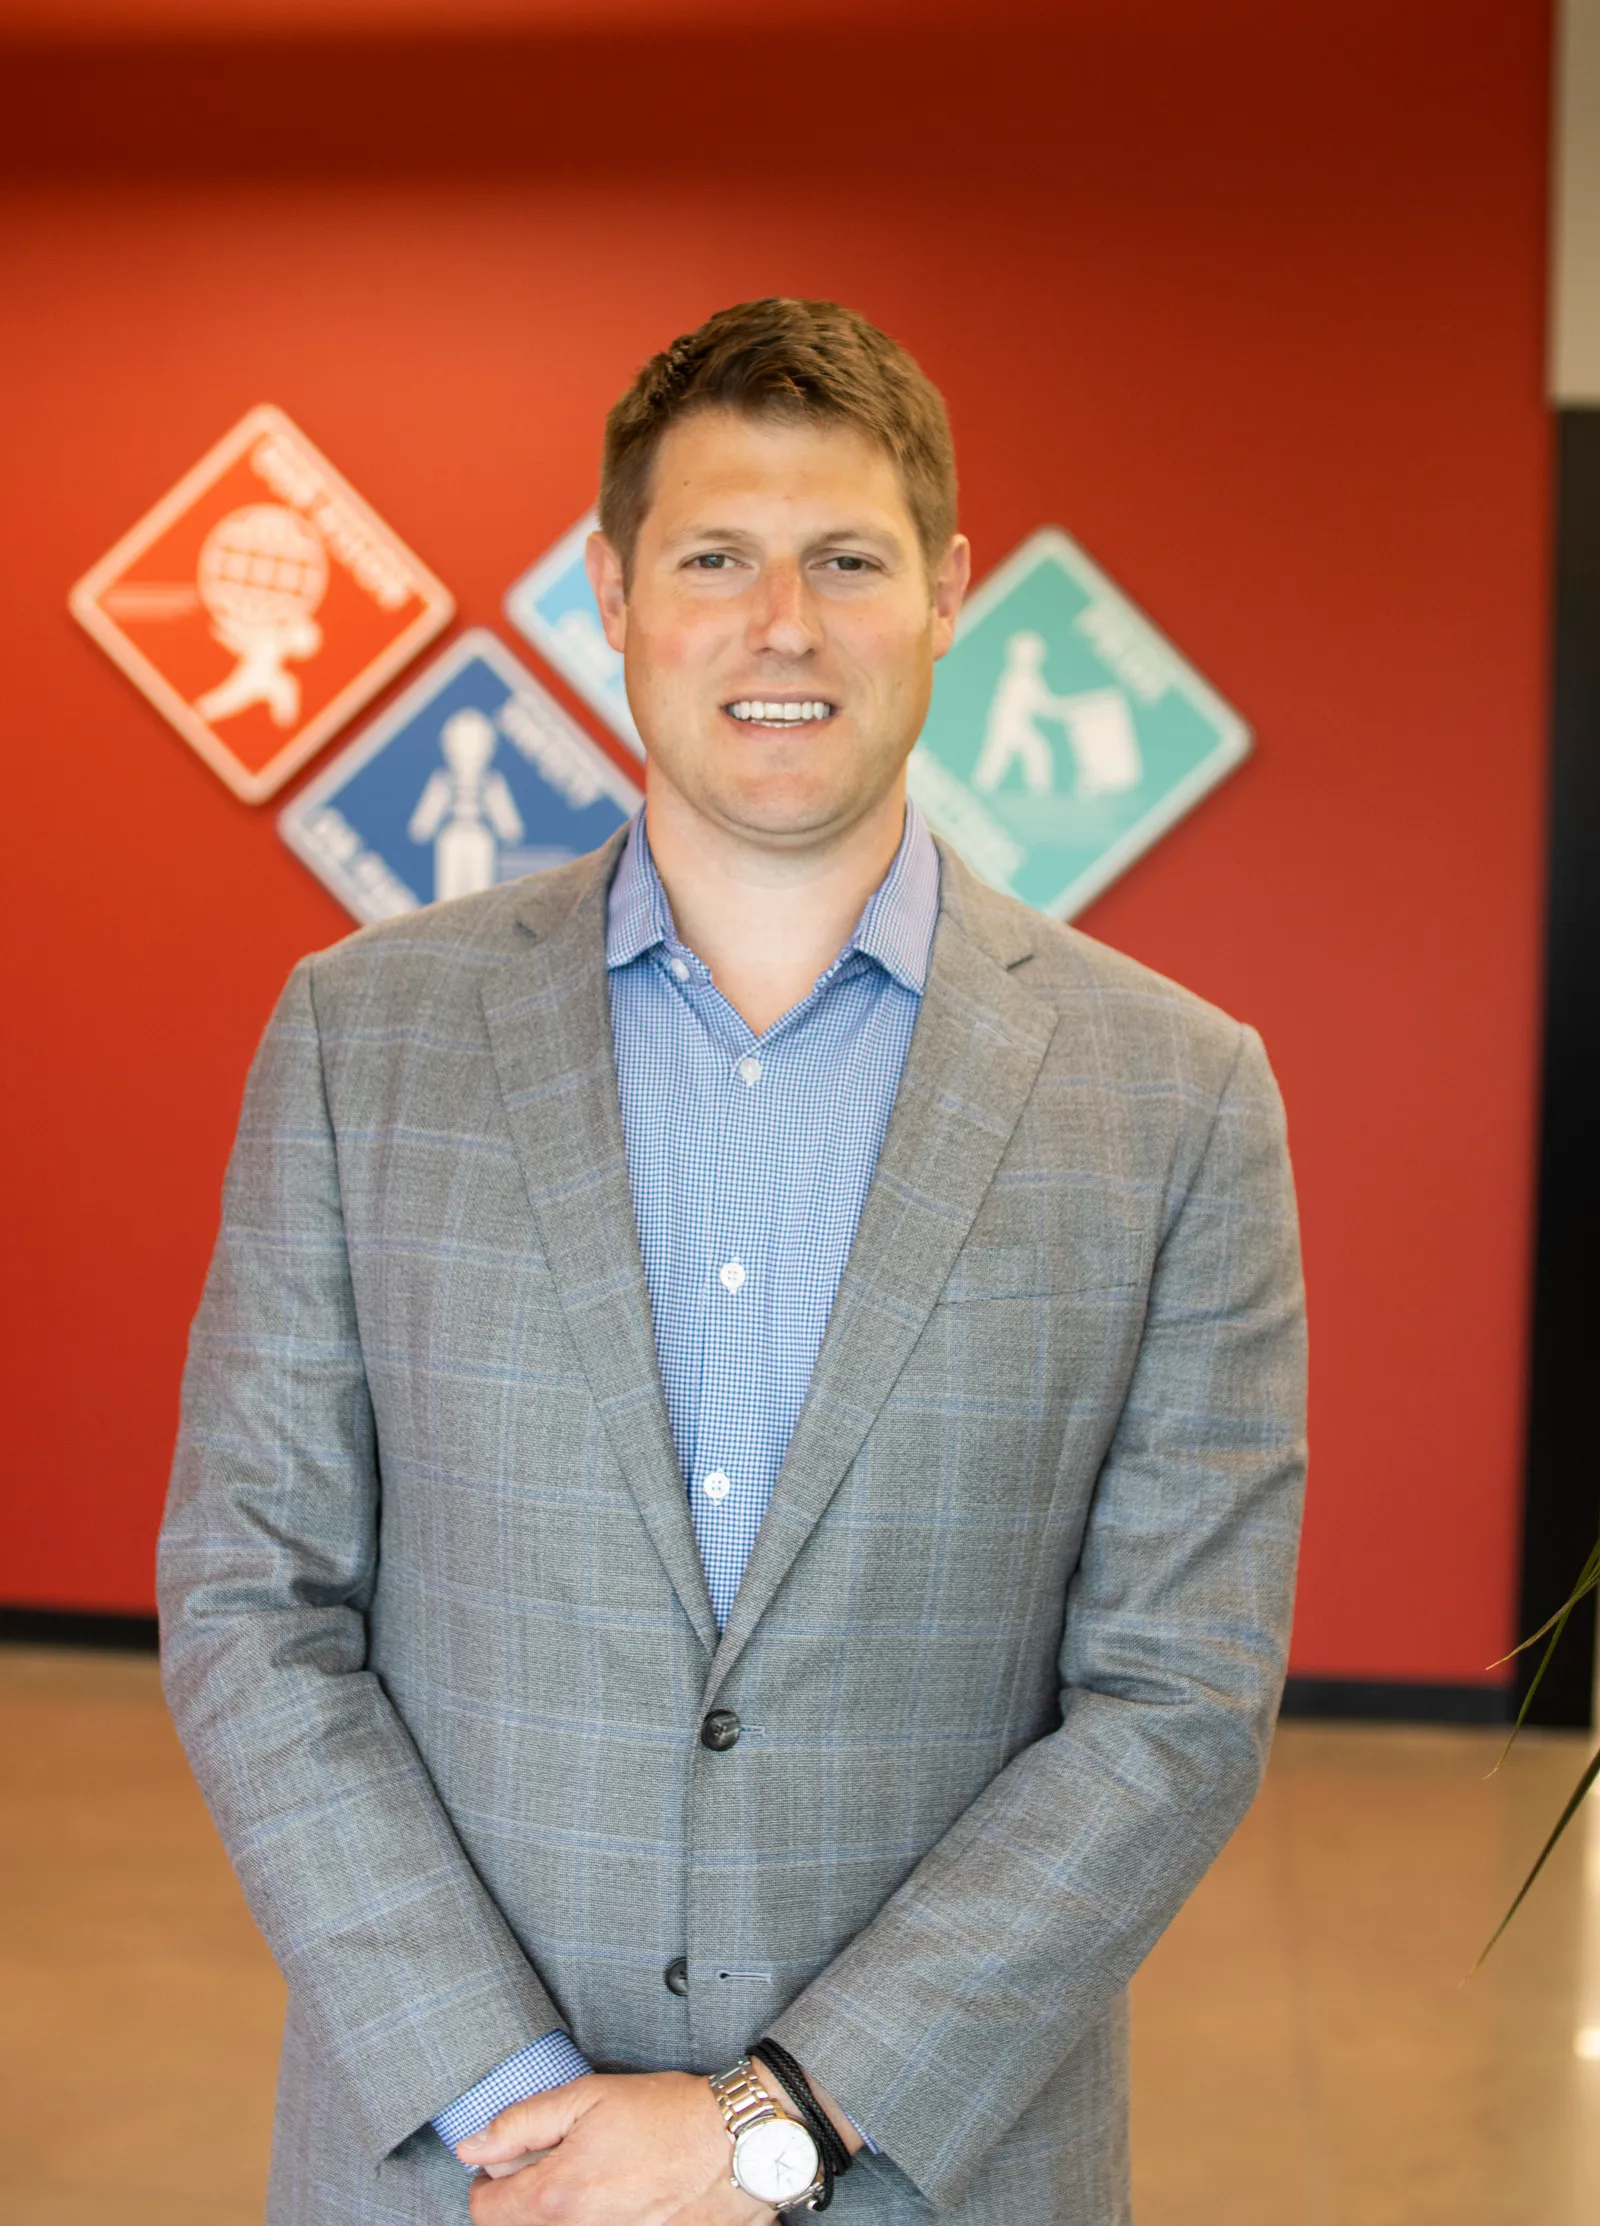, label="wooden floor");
[2,1646,1595,2224]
